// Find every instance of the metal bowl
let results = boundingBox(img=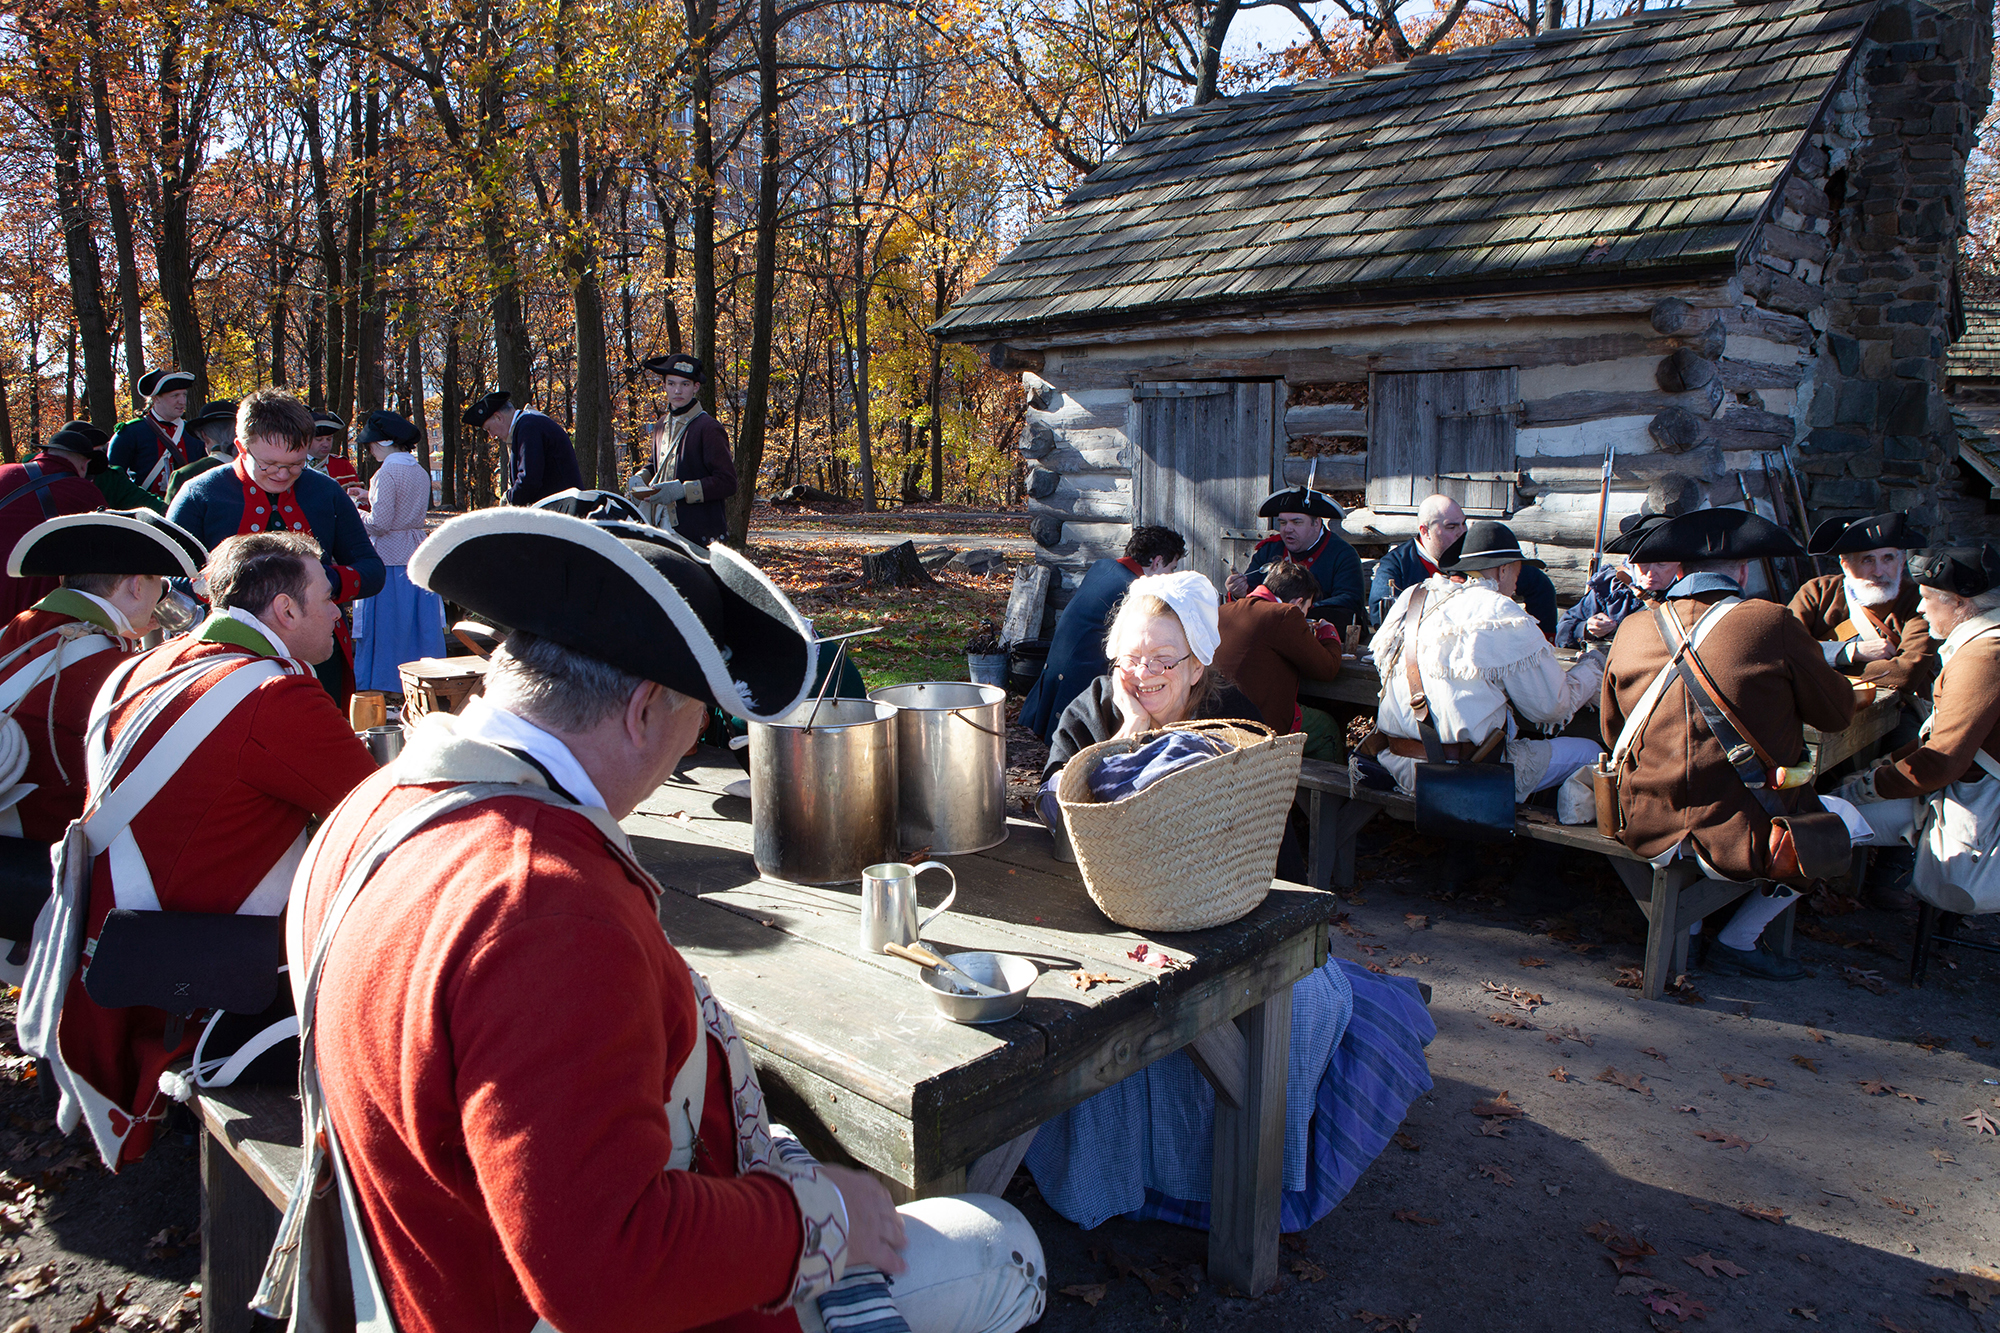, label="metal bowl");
[917,951,1038,1024]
